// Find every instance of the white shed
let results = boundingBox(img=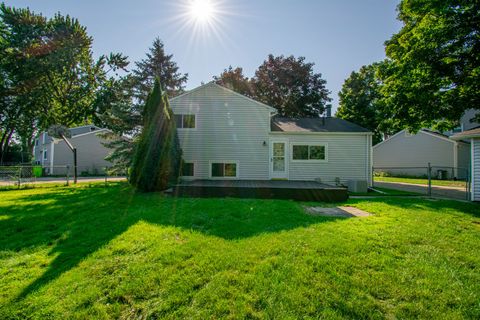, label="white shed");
[451,128,480,202]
